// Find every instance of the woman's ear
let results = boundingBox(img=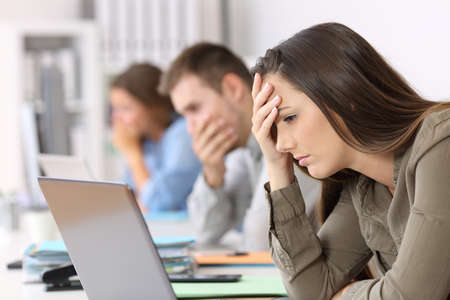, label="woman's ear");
[221,73,245,104]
